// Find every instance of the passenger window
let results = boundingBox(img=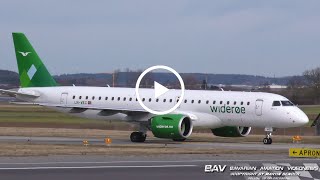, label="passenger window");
[72,96,75,99]
[112,97,114,101]
[169,99,172,103]
[206,100,209,104]
[234,101,236,105]
[117,97,120,101]
[191,100,194,103]
[86,96,88,100]
[123,97,126,101]
[129,98,132,101]
[92,96,95,100]
[156,99,159,102]
[149,98,152,102]
[184,99,187,103]
[241,101,243,105]
[99,97,101,100]
[163,99,166,102]
[247,102,250,105]
[105,97,108,100]
[220,101,223,104]
[272,101,281,106]
[142,98,145,102]
[213,101,216,104]
[227,101,230,105]
[198,100,201,104]
[79,96,82,100]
